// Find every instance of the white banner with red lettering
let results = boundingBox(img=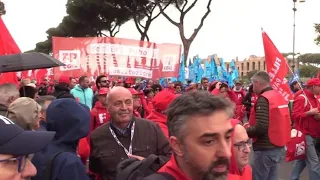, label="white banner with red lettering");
[262,29,293,101]
[52,37,182,79]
